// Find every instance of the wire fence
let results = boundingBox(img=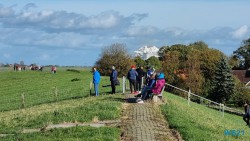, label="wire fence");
[0,69,124,112]
[1,69,243,117]
[165,83,244,117]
